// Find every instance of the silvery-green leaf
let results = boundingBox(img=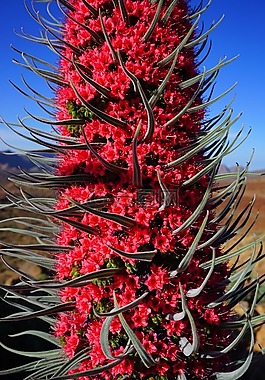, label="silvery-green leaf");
[161,0,179,23]
[117,0,129,24]
[215,320,254,380]
[186,247,216,297]
[0,342,61,359]
[8,330,61,347]
[95,291,149,318]
[28,267,124,289]
[132,121,143,187]
[107,243,156,262]
[142,0,164,42]
[0,301,75,322]
[177,211,209,273]
[64,196,136,228]
[99,9,118,61]
[179,305,199,356]
[204,319,249,358]
[173,172,214,234]
[113,293,156,368]
[166,283,187,321]
[47,358,125,380]
[70,80,128,132]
